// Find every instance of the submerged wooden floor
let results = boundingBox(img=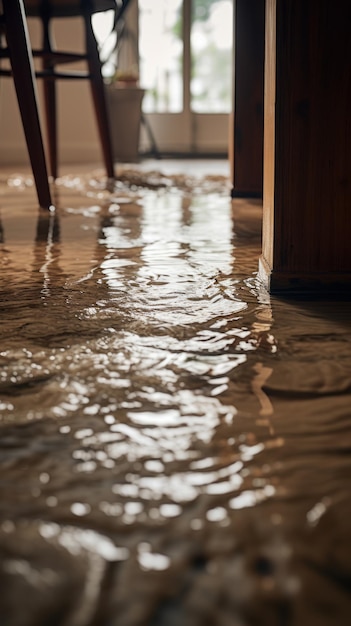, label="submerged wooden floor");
[0,159,350,626]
